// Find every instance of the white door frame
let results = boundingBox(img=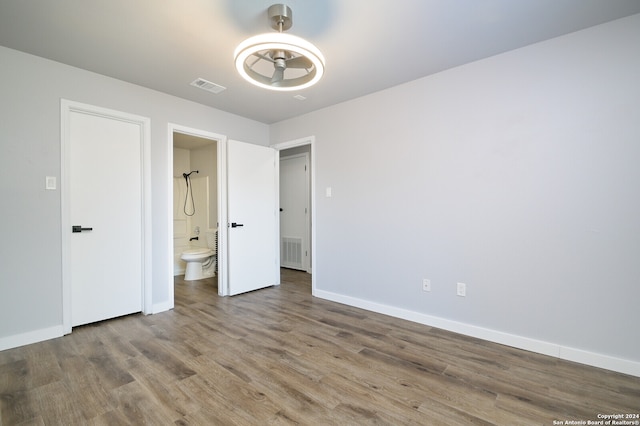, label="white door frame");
[271,136,316,295]
[167,124,227,298]
[61,99,152,334]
